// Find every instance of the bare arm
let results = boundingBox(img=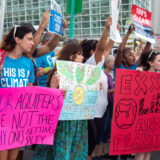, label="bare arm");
[36,18,68,57]
[136,39,143,59]
[104,24,120,59]
[115,24,135,68]
[94,17,112,64]
[104,39,114,58]
[36,34,60,57]
[108,88,115,93]
[29,10,51,56]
